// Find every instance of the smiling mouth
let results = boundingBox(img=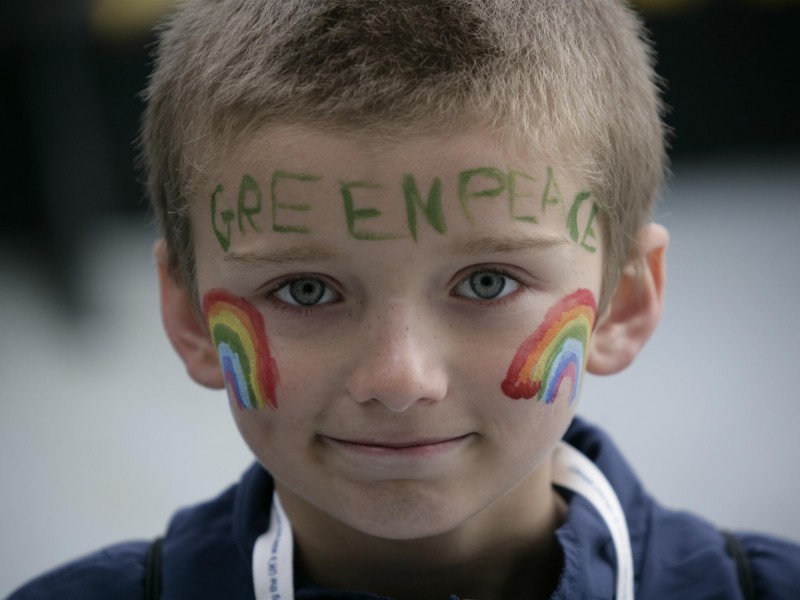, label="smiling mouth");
[326,434,472,449]
[321,433,475,459]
